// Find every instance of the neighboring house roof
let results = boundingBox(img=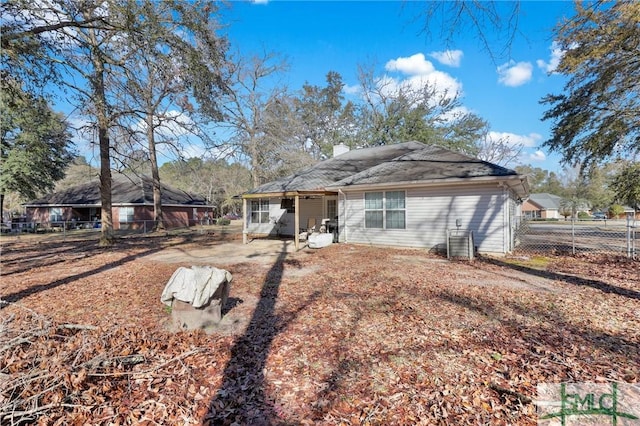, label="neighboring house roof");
[527,193,563,210]
[246,141,528,198]
[24,174,208,207]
